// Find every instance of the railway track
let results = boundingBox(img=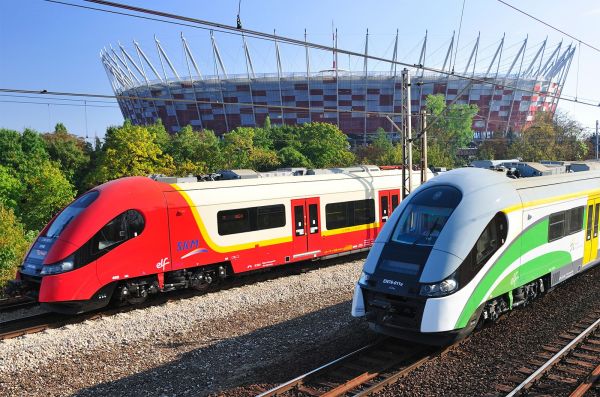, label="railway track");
[496,309,600,396]
[0,254,366,341]
[257,338,451,397]
[0,296,38,313]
